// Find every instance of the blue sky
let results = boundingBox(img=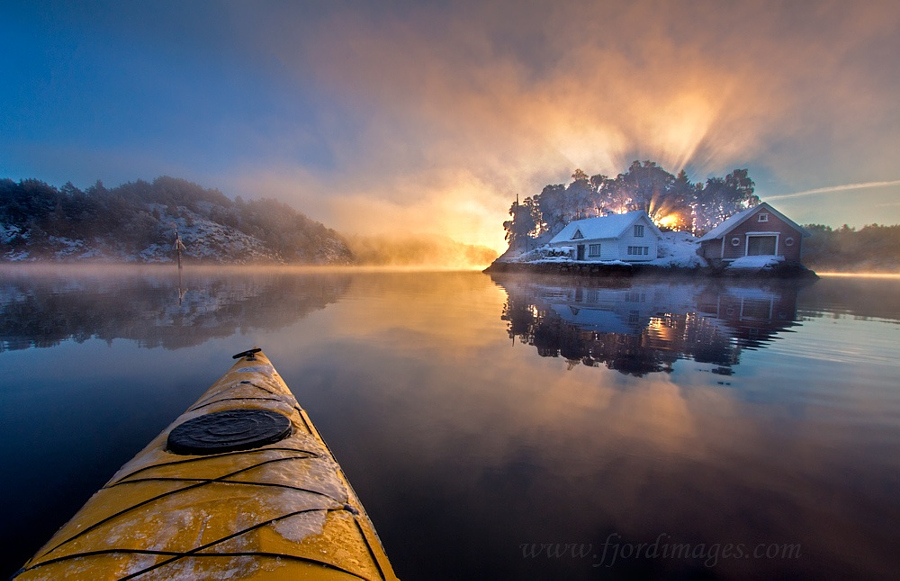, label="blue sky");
[3,0,900,250]
[1,2,331,179]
